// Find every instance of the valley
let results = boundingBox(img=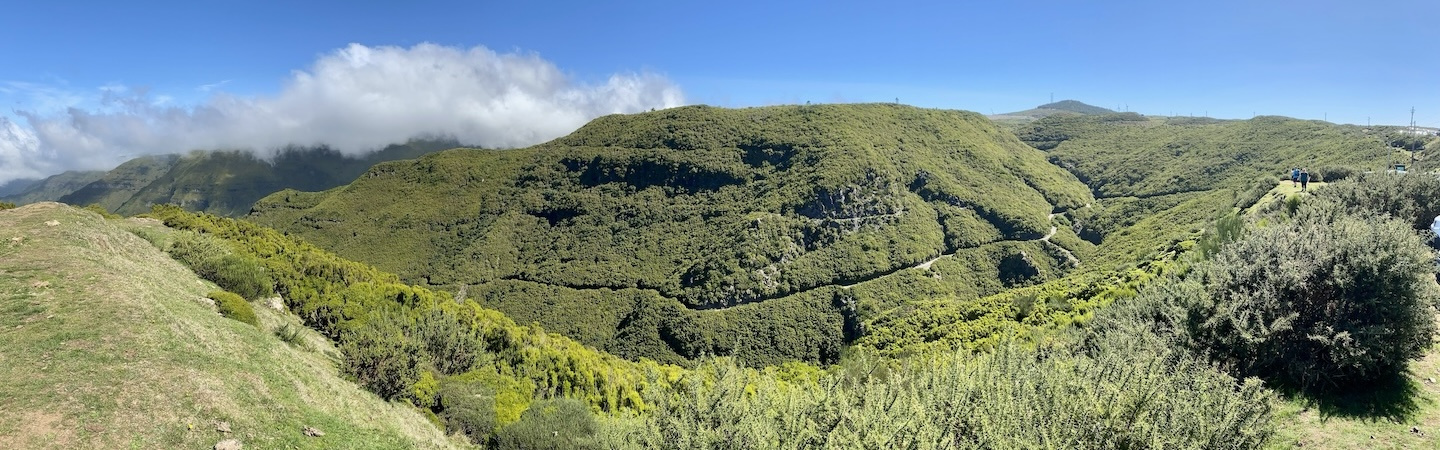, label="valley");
[2,101,1437,449]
